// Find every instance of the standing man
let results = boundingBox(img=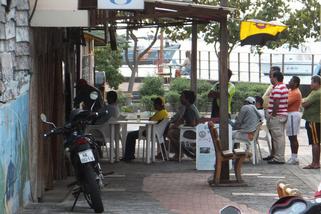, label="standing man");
[302,75,321,169]
[267,70,288,164]
[208,69,235,118]
[262,66,280,161]
[286,76,302,165]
